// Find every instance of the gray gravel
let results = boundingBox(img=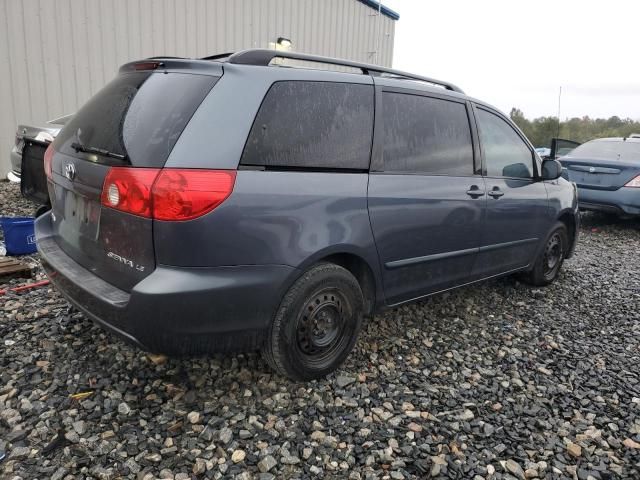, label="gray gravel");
[1,180,639,479]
